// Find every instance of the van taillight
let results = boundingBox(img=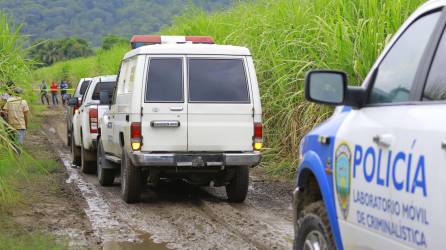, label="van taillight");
[253,122,263,150]
[130,122,142,151]
[89,108,98,133]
